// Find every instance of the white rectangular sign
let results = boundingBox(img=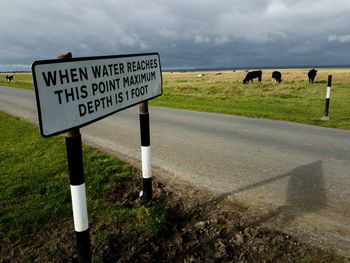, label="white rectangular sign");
[32,53,162,137]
